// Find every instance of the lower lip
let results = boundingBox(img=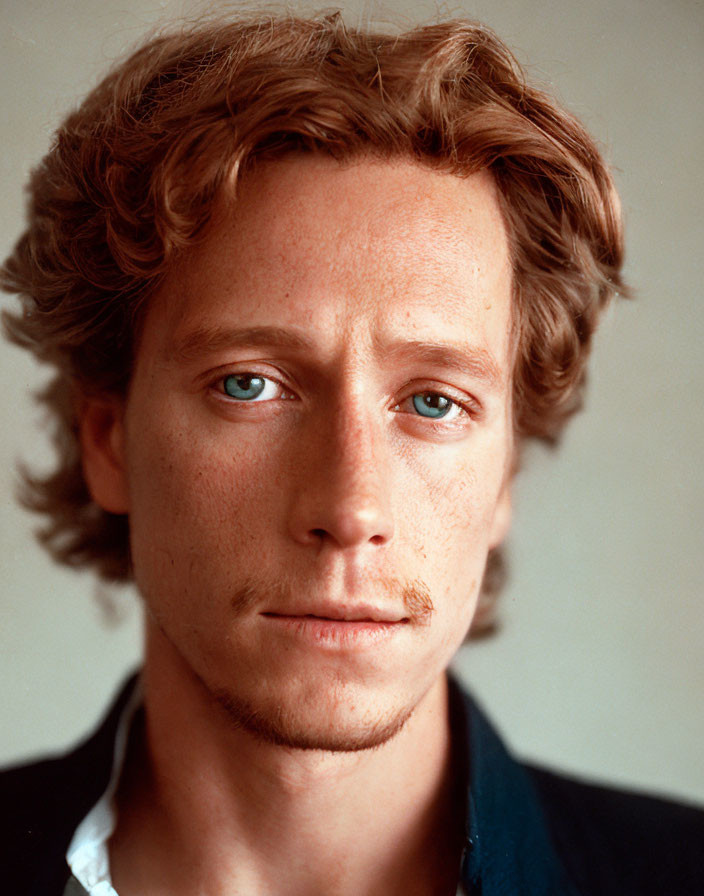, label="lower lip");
[261,614,404,648]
